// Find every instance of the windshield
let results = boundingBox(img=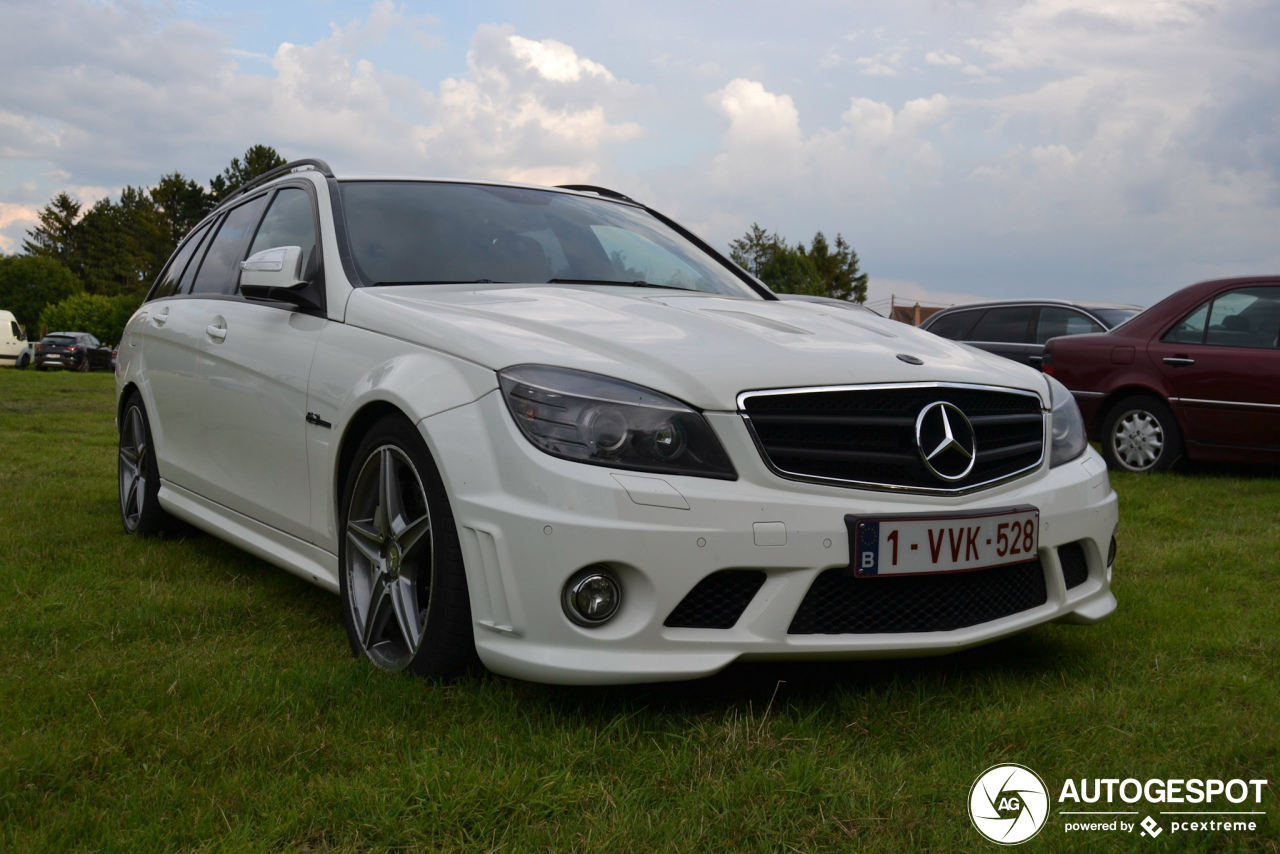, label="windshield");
[339,181,760,298]
[1091,307,1142,328]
